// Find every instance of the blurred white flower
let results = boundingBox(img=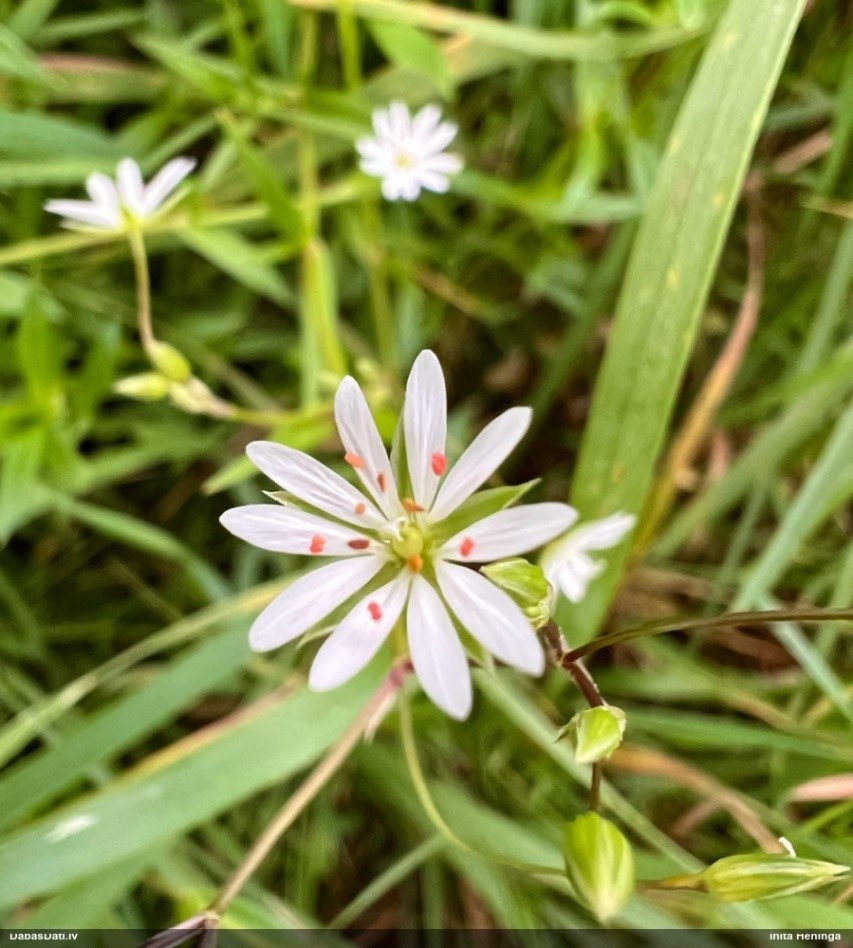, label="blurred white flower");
[541,512,636,604]
[44,156,196,231]
[221,351,575,719]
[357,102,463,202]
